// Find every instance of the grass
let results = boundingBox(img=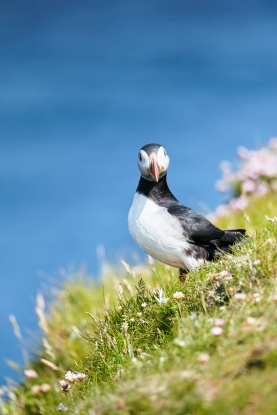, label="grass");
[1,191,277,415]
